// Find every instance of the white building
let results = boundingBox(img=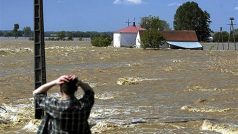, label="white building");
[113,23,145,48]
